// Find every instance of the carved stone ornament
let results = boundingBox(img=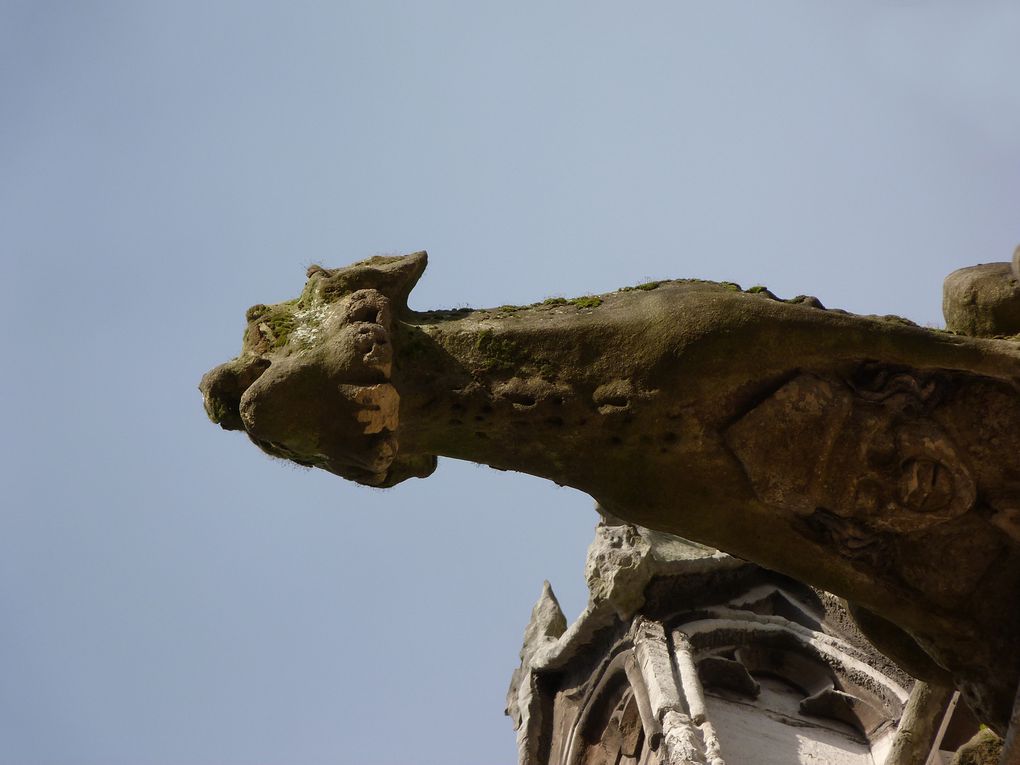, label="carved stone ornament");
[202,251,1020,739]
[506,520,983,765]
